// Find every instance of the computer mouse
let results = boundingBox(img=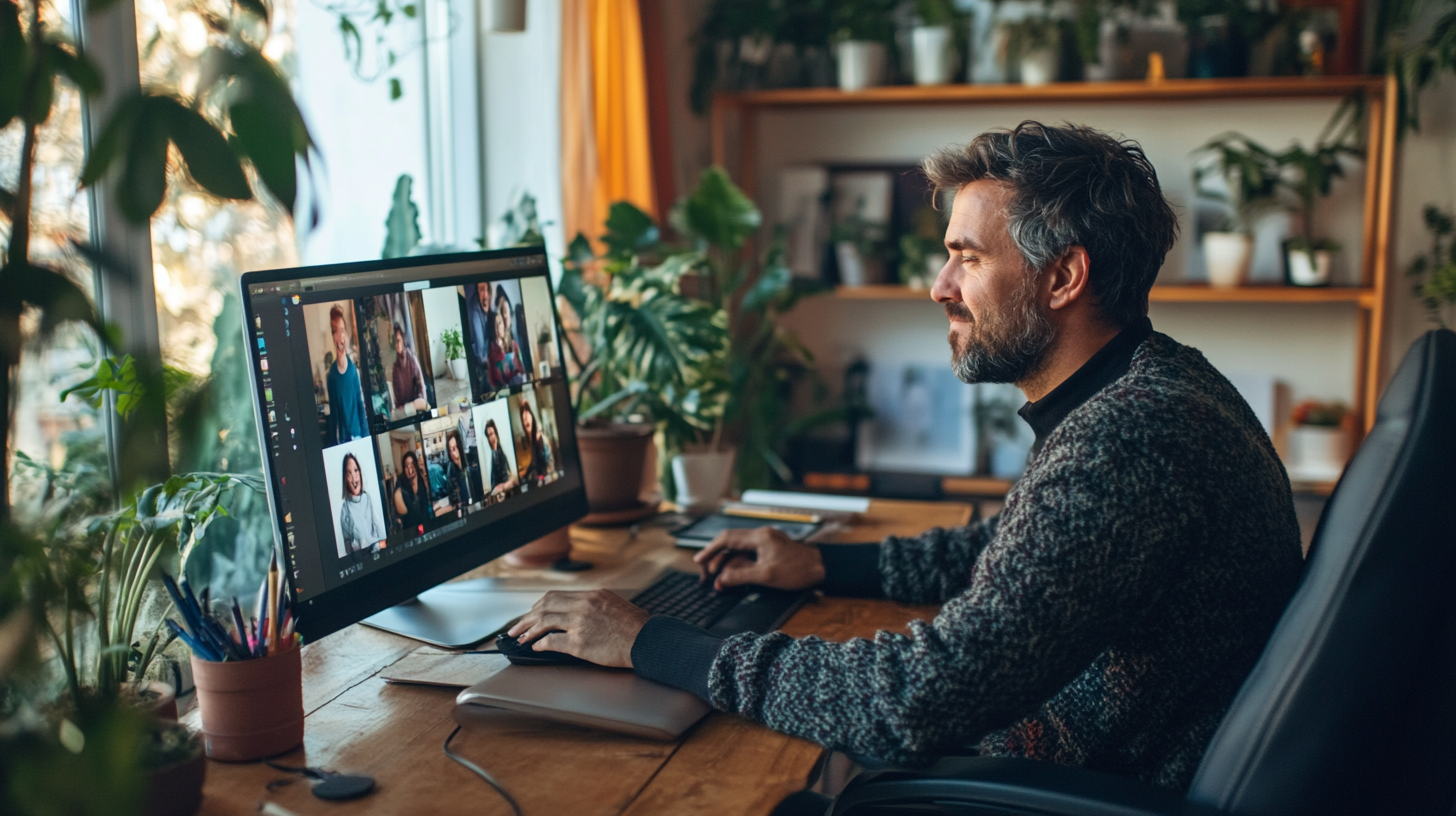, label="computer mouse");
[494,631,591,666]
